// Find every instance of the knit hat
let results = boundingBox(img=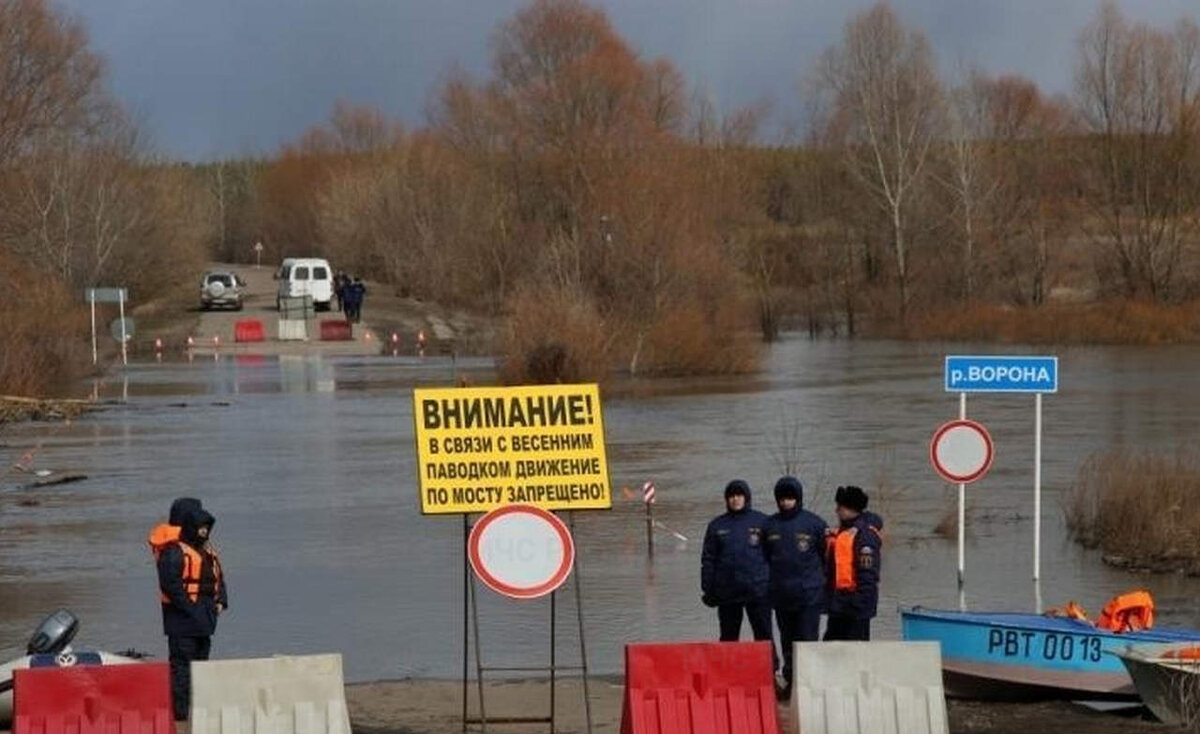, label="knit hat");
[774,476,803,503]
[724,480,751,500]
[835,485,868,513]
